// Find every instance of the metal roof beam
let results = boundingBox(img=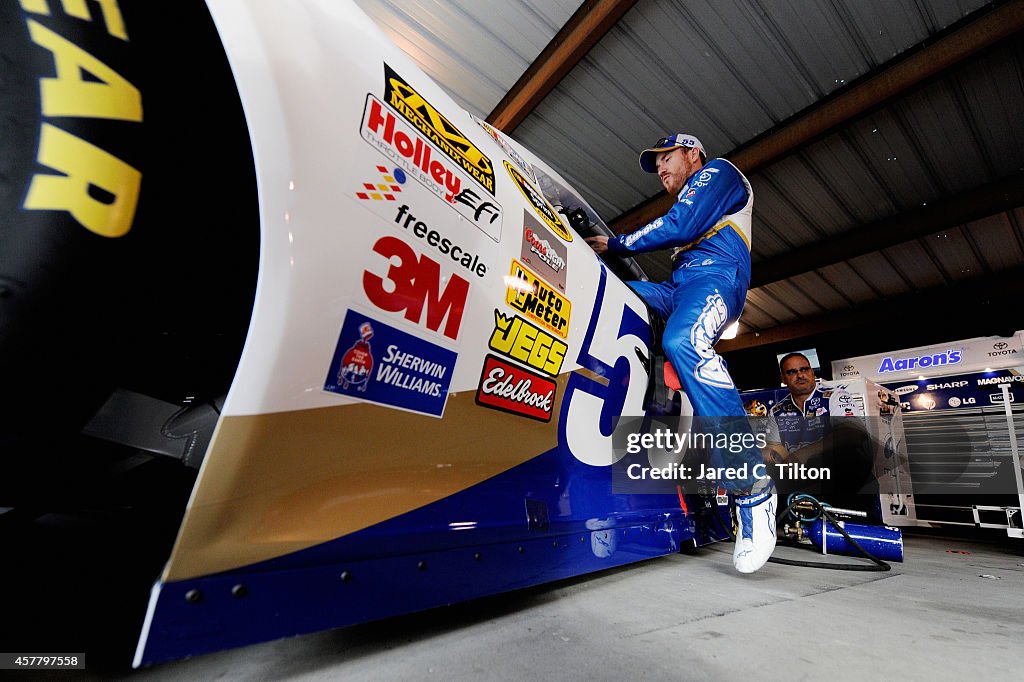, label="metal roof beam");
[486,0,640,134]
[751,172,1024,288]
[610,1,1024,234]
[718,264,1024,352]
